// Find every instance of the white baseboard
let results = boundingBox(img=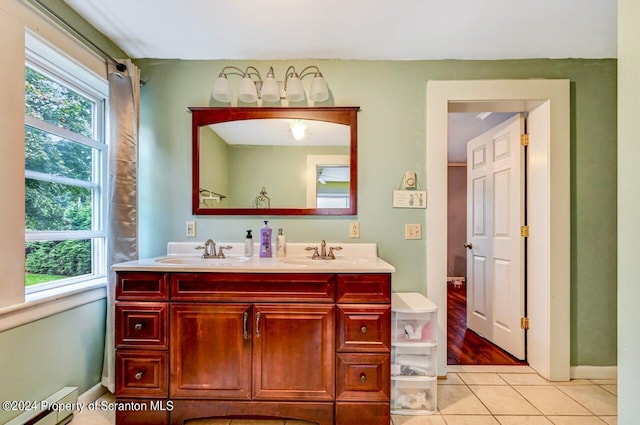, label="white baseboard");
[570,366,618,380]
[78,383,108,405]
